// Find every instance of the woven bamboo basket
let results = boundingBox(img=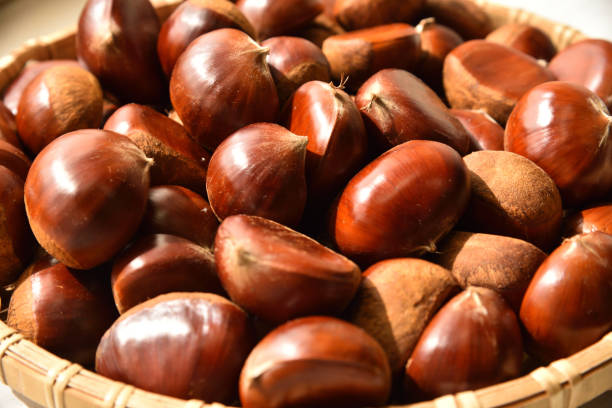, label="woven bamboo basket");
[0,0,609,407]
